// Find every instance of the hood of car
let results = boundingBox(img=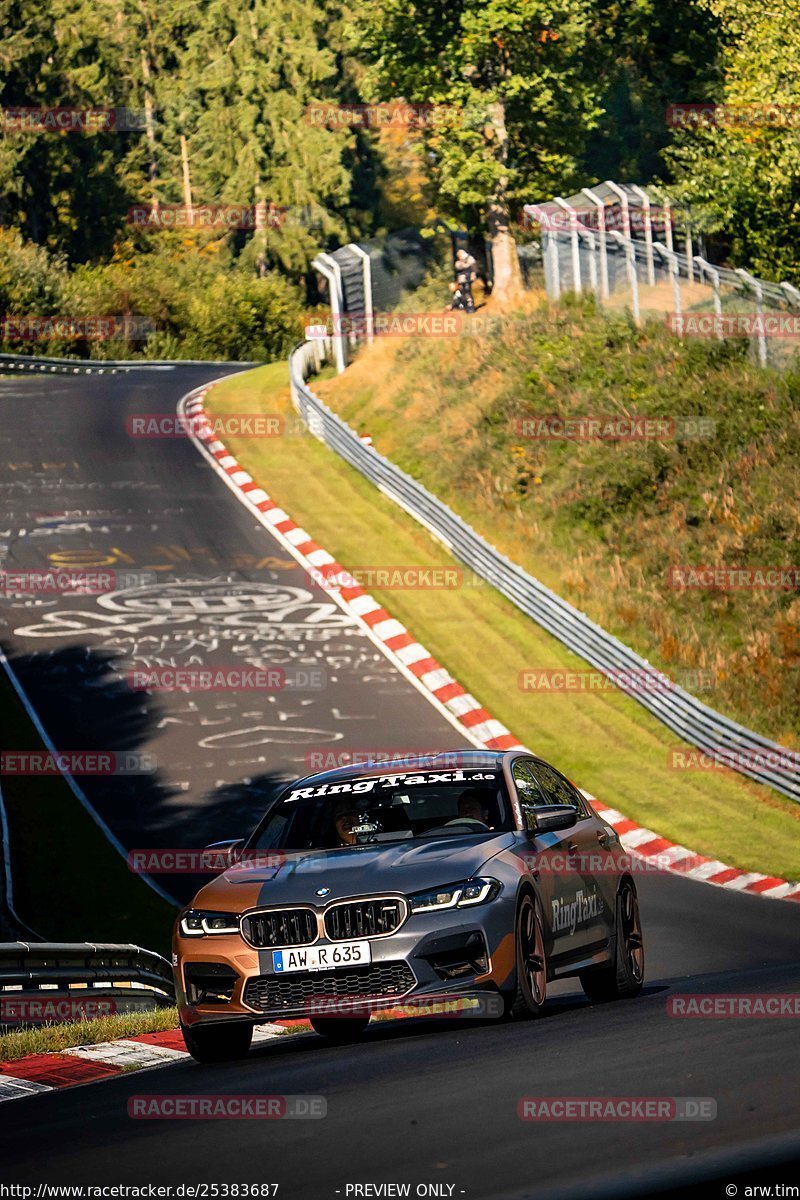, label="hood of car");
[190,832,518,912]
